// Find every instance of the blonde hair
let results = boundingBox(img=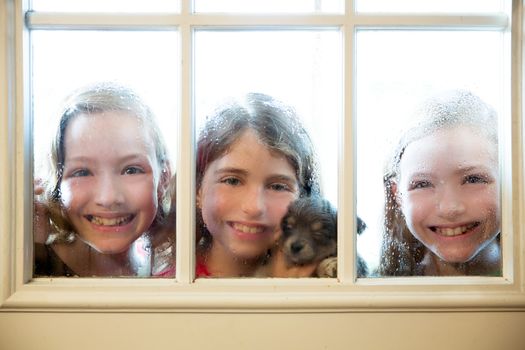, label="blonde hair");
[43,82,172,243]
[378,90,498,276]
